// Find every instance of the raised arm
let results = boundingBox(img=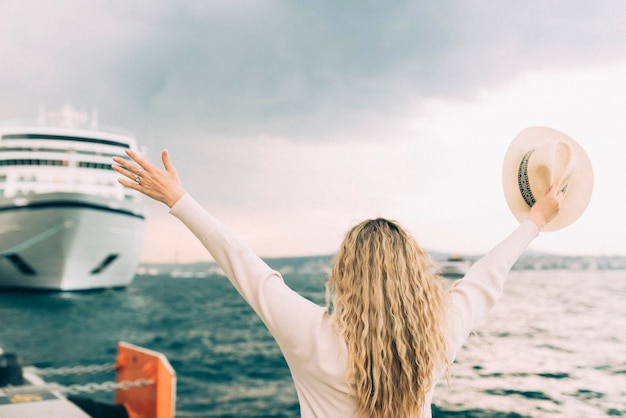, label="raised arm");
[112,150,320,343]
[445,185,562,360]
[111,149,273,299]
